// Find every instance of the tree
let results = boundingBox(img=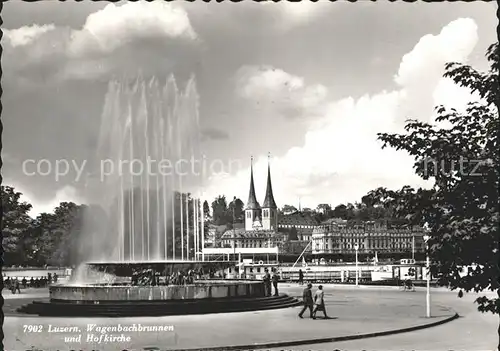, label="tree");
[47,202,85,266]
[27,202,85,267]
[27,212,55,266]
[316,204,331,214]
[1,186,34,265]
[369,43,499,348]
[345,203,356,220]
[211,195,228,225]
[227,197,244,223]
[332,204,348,219]
[281,204,298,215]
[203,200,211,220]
